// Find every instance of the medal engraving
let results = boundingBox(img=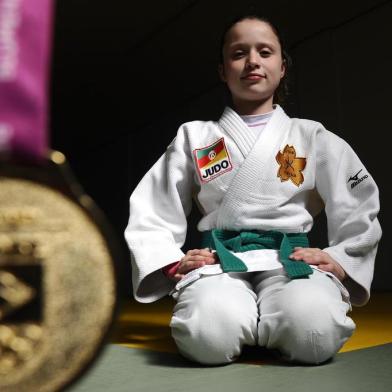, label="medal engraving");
[0,175,117,391]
